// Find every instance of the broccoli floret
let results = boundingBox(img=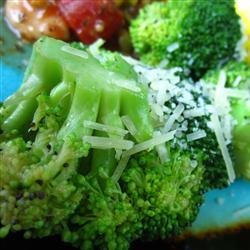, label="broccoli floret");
[121,149,204,240]
[130,0,241,79]
[0,37,152,244]
[205,61,250,179]
[0,37,234,249]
